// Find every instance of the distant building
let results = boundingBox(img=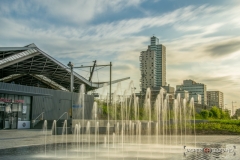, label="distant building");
[150,85,175,103]
[190,93,202,104]
[175,89,189,101]
[207,91,224,109]
[176,80,207,105]
[140,36,166,92]
[162,84,175,95]
[136,85,175,108]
